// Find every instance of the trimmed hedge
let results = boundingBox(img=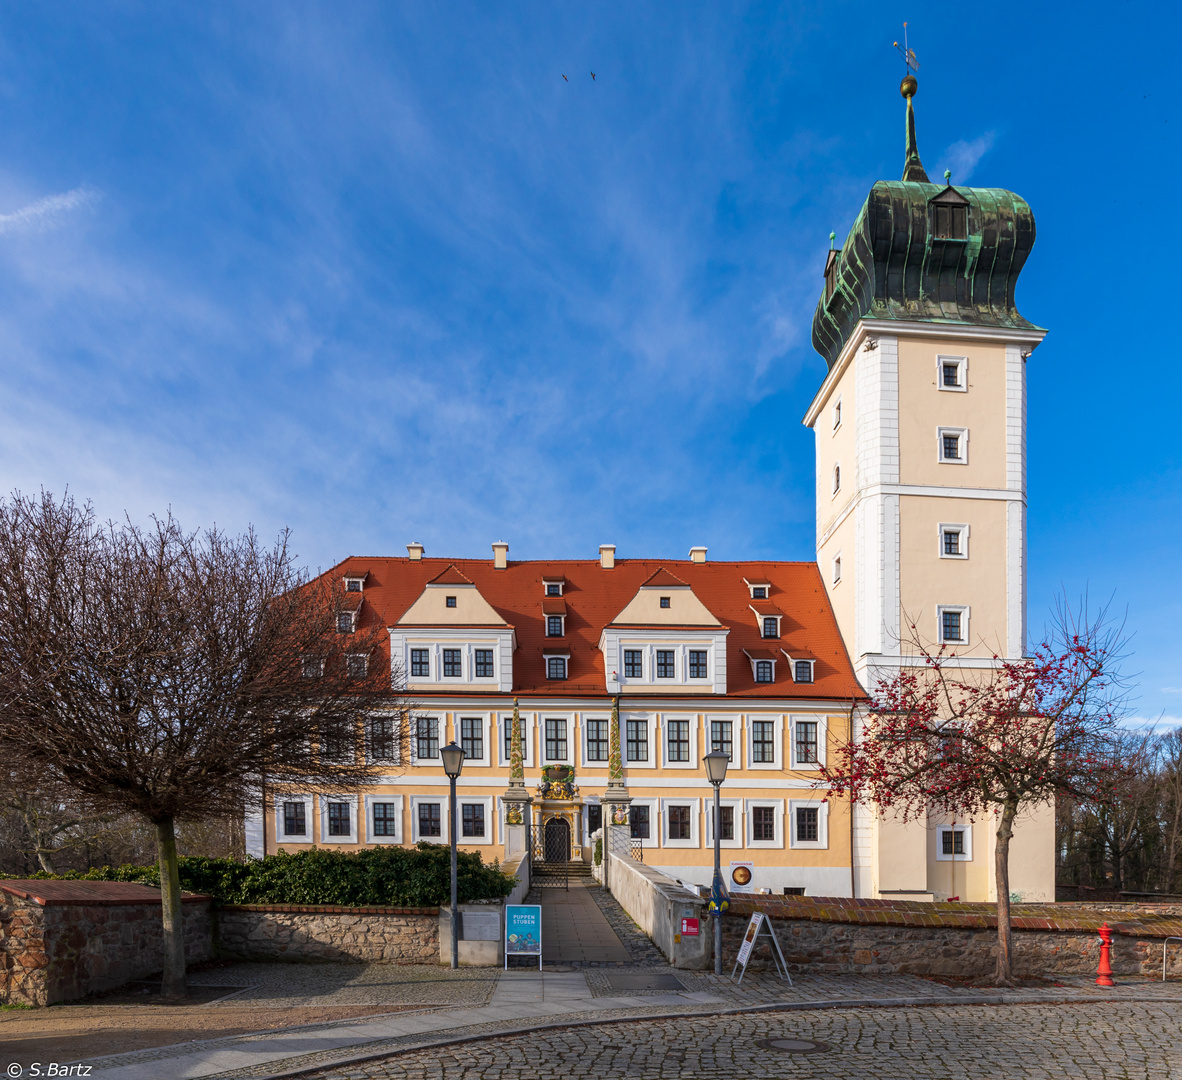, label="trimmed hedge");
[9,844,516,907]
